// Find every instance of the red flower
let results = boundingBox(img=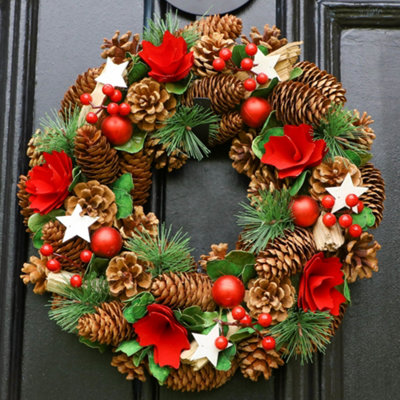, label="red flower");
[133,304,190,368]
[261,124,326,178]
[25,151,73,214]
[139,30,194,83]
[298,252,346,316]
